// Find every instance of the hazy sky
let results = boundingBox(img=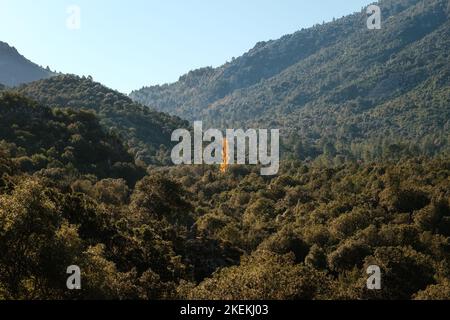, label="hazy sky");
[0,0,373,93]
